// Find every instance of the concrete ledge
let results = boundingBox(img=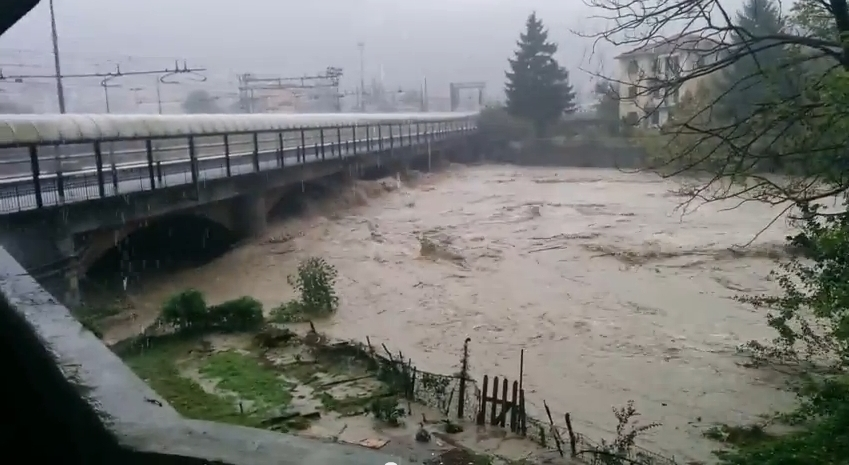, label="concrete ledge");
[123,419,407,465]
[0,245,408,465]
[0,246,178,423]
